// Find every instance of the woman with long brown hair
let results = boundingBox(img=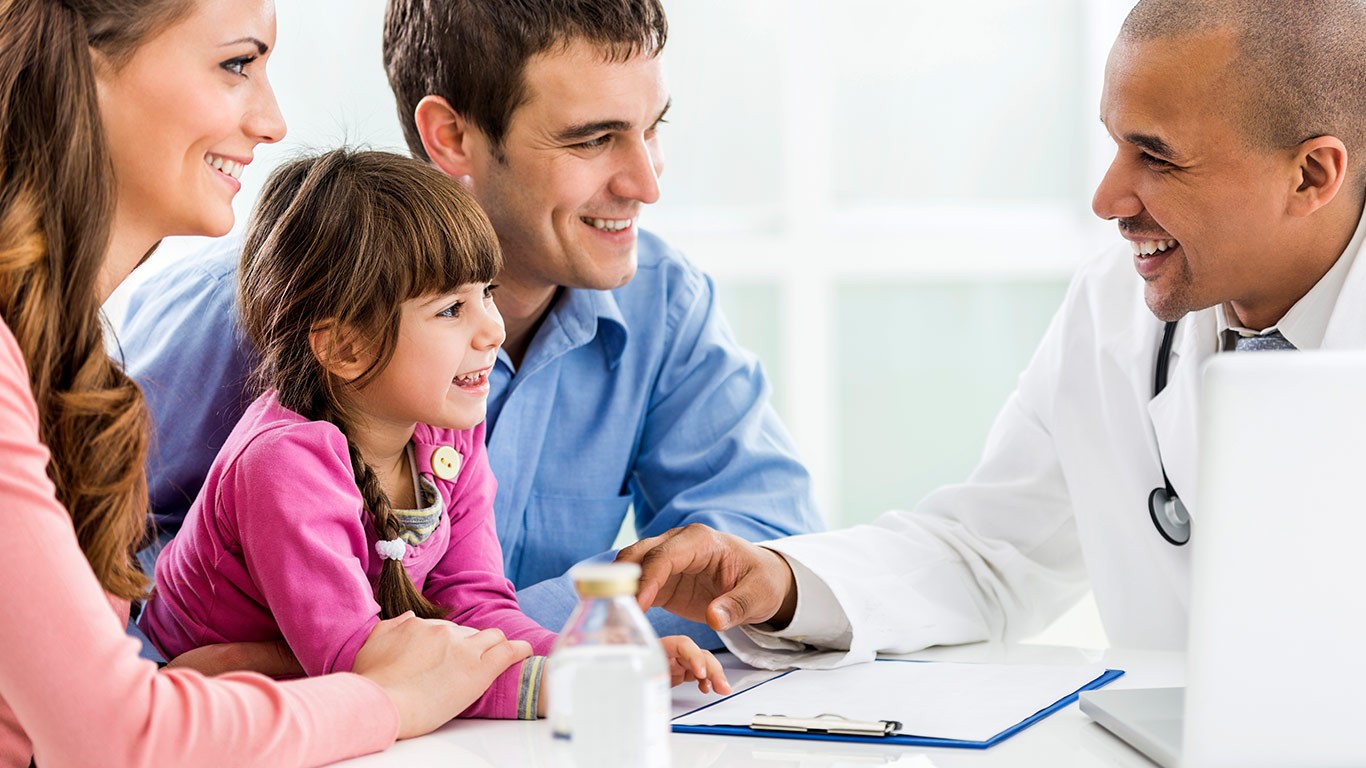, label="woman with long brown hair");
[0,0,530,765]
